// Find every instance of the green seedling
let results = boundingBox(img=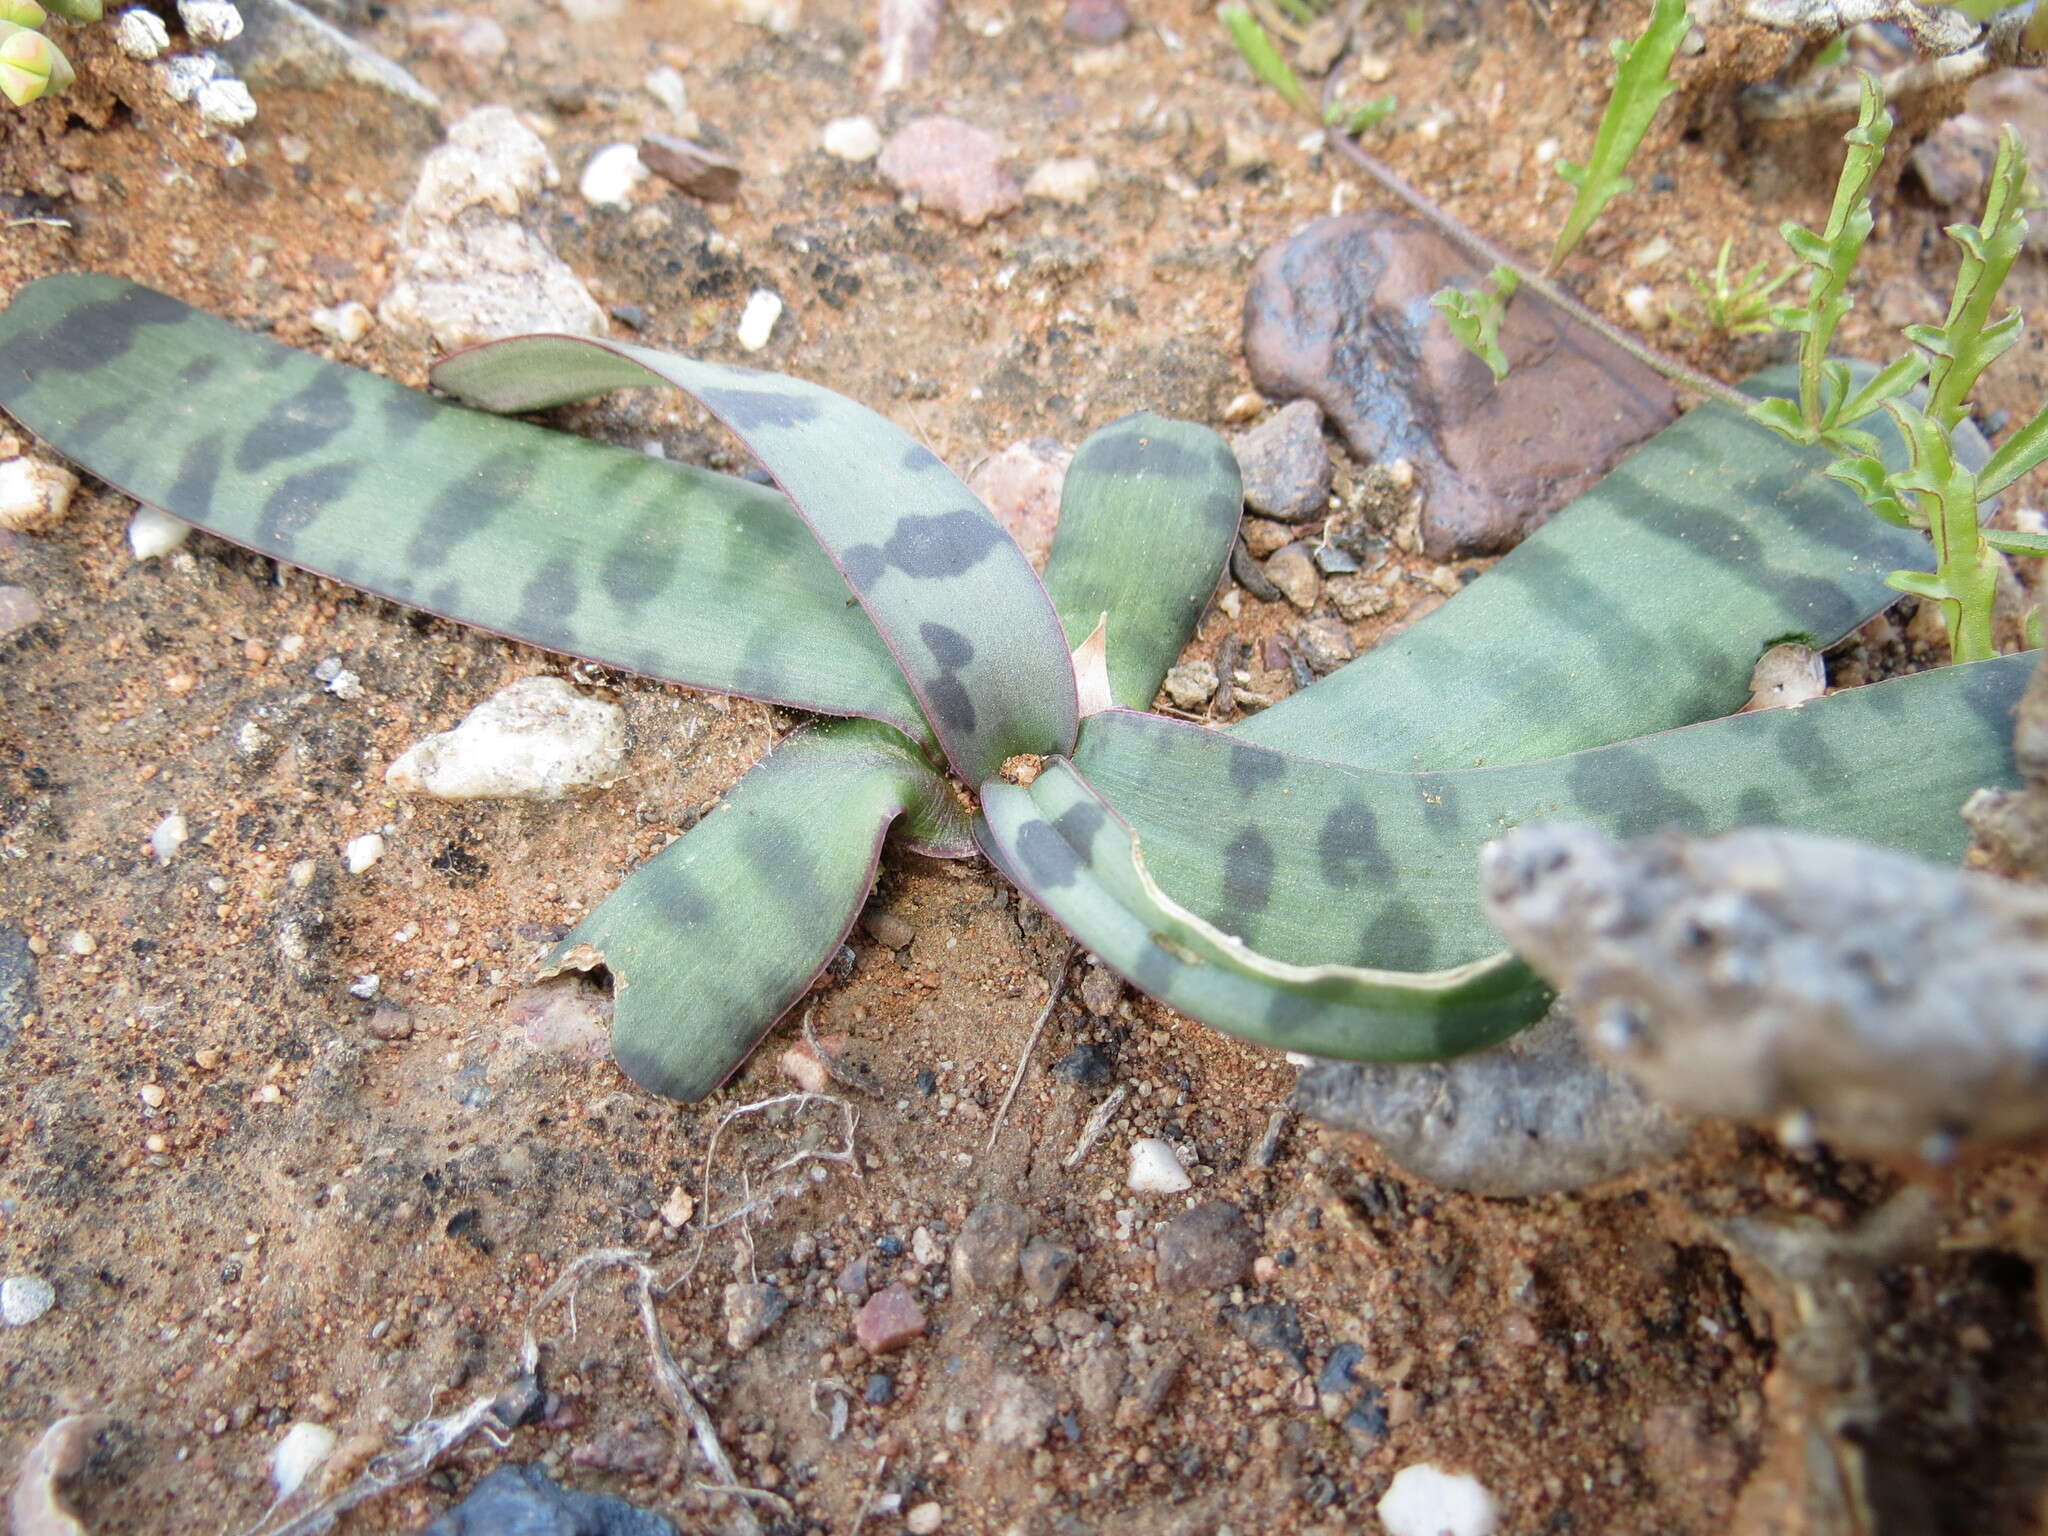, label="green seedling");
[1677,238,1797,338]
[0,277,2030,1100]
[1431,265,1519,381]
[1756,82,2048,661]
[1426,0,1692,381]
[1547,0,1691,273]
